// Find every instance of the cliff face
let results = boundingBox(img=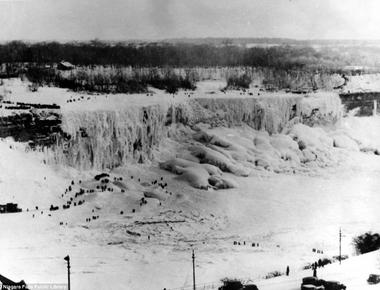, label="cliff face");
[44,92,342,171]
[0,110,61,147]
